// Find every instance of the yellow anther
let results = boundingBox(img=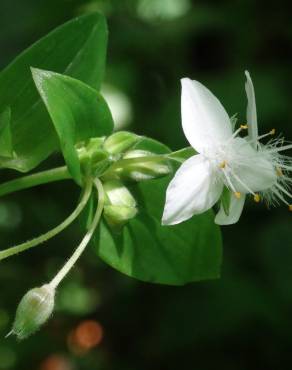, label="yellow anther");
[270,128,276,135]
[240,124,248,129]
[219,161,227,169]
[276,167,283,176]
[289,205,292,212]
[254,194,260,203]
[234,192,241,199]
